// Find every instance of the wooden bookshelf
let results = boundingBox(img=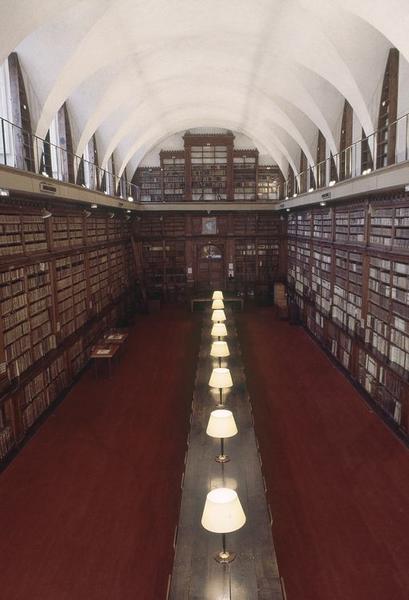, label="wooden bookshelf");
[233,151,257,201]
[257,166,281,201]
[161,151,185,202]
[287,195,409,436]
[0,198,137,465]
[134,167,163,202]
